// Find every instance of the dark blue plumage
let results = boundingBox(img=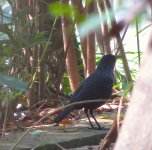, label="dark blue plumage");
[54,54,116,129]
